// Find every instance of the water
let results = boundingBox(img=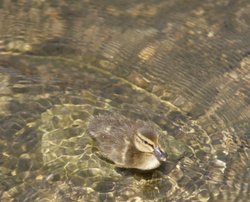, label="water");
[0,0,249,201]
